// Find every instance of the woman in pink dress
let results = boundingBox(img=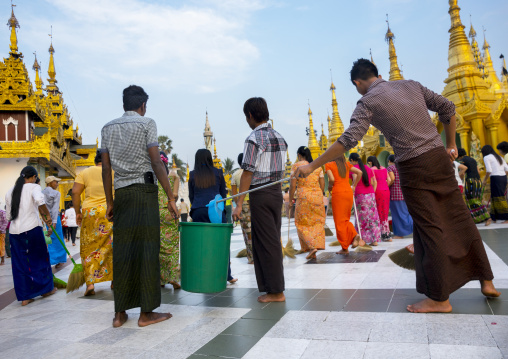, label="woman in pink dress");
[367,156,392,241]
[348,153,382,246]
